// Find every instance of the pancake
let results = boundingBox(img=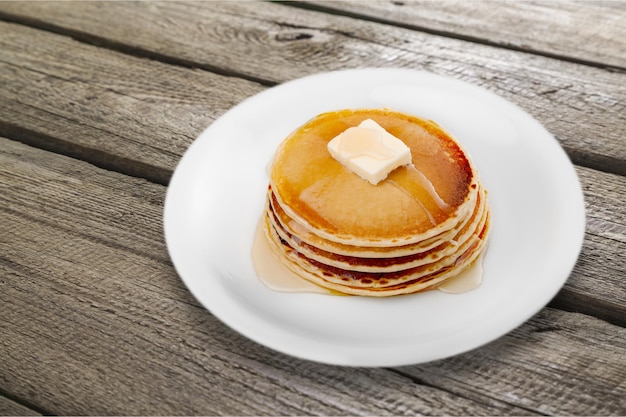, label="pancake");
[268,186,477,258]
[270,108,479,247]
[263,209,490,296]
[260,108,491,296]
[268,186,488,273]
